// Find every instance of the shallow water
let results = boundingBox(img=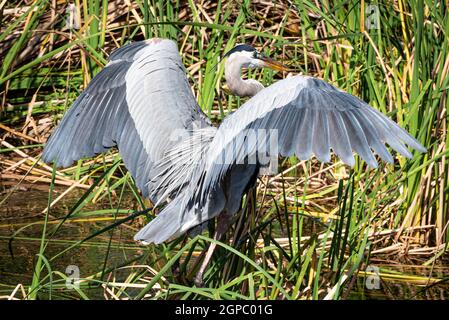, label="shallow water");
[0,186,143,299]
[348,260,449,300]
[0,187,448,299]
